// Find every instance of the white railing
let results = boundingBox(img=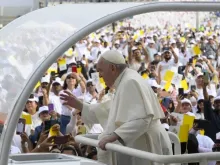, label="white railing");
[75,133,219,165]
